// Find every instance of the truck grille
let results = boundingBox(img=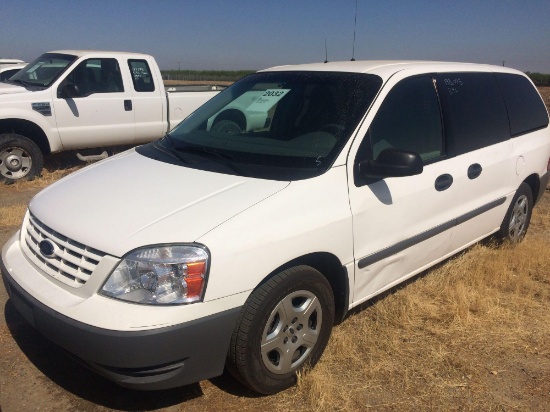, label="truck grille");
[22,213,106,288]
